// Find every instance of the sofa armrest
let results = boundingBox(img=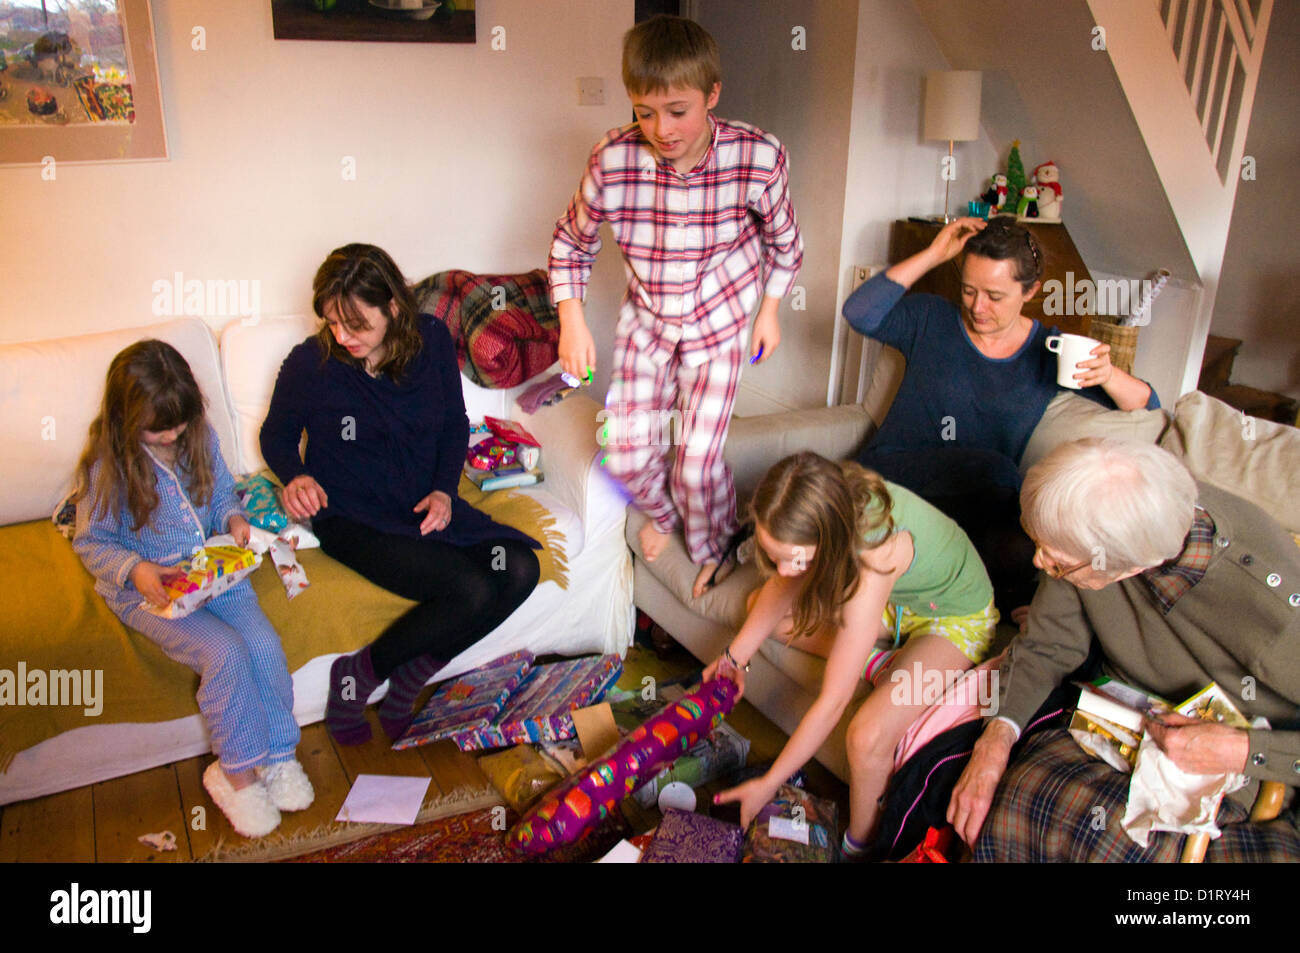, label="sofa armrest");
[516,394,628,539]
[725,404,875,500]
